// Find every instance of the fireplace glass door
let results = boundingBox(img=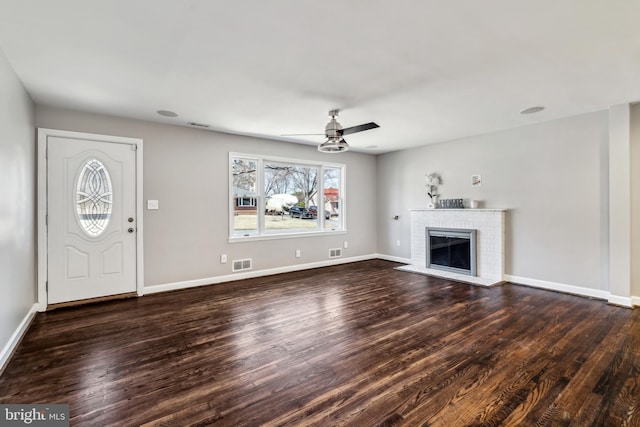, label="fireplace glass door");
[426,228,477,276]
